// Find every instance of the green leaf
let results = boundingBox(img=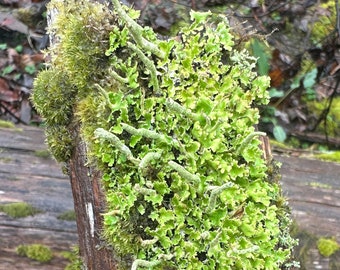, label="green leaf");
[137,204,145,215]
[268,88,284,98]
[0,43,7,50]
[2,65,14,76]
[273,125,286,142]
[303,68,317,88]
[15,45,23,53]
[25,65,36,75]
[251,39,270,76]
